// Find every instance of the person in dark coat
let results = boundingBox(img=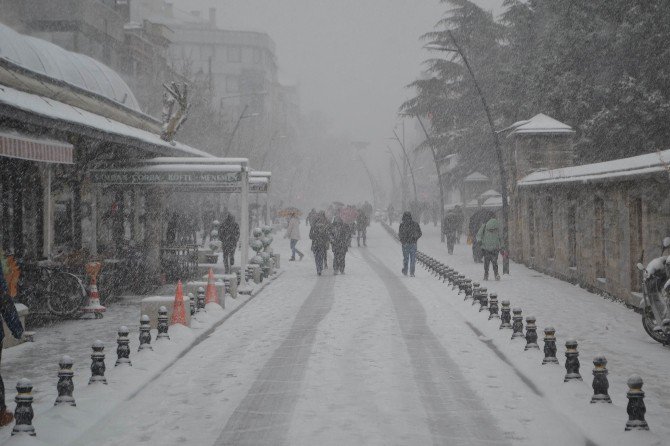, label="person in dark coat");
[330,216,351,274]
[309,212,330,276]
[443,209,462,255]
[398,211,422,277]
[355,208,370,247]
[0,268,24,426]
[218,213,240,274]
[468,209,493,263]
